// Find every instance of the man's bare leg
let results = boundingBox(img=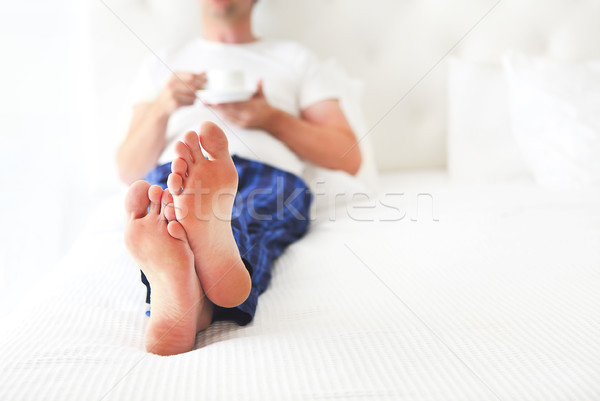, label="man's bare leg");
[124,181,213,356]
[166,122,251,308]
